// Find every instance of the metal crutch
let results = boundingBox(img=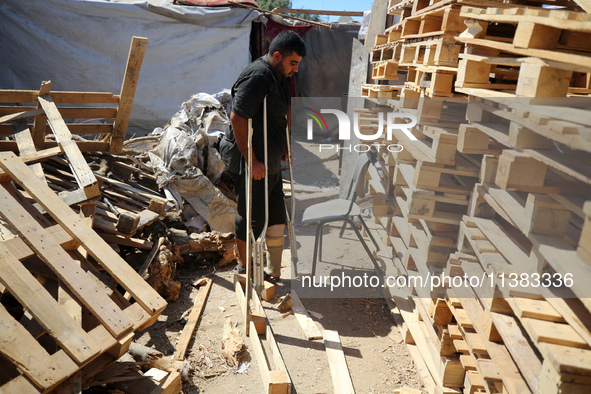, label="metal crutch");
[251,96,270,295]
[244,98,270,333]
[284,124,299,277]
[244,118,253,335]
